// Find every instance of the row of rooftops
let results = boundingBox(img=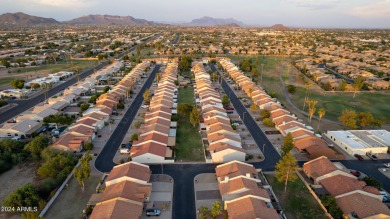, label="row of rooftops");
[90,161,152,219]
[215,161,280,219]
[0,61,125,138]
[51,62,150,152]
[130,62,178,163]
[218,59,341,160]
[303,156,390,218]
[192,62,246,163]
